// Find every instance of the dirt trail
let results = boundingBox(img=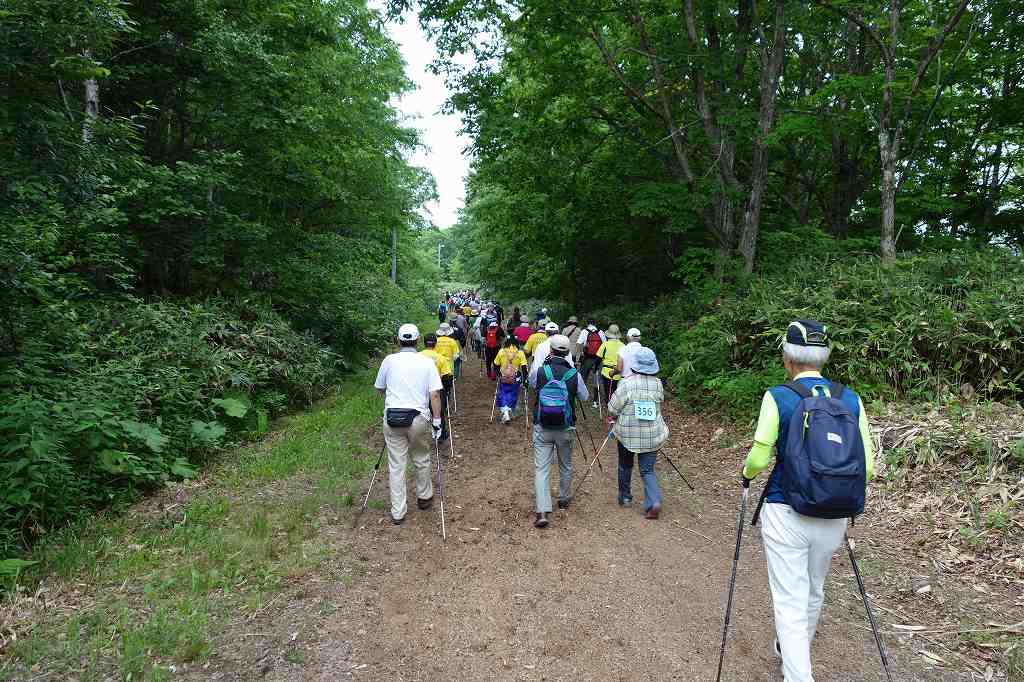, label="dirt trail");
[192,353,965,681]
